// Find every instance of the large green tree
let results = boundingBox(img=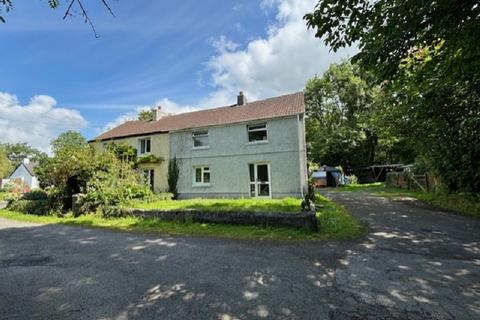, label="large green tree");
[51,131,87,155]
[305,61,414,169]
[305,0,480,192]
[0,142,46,164]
